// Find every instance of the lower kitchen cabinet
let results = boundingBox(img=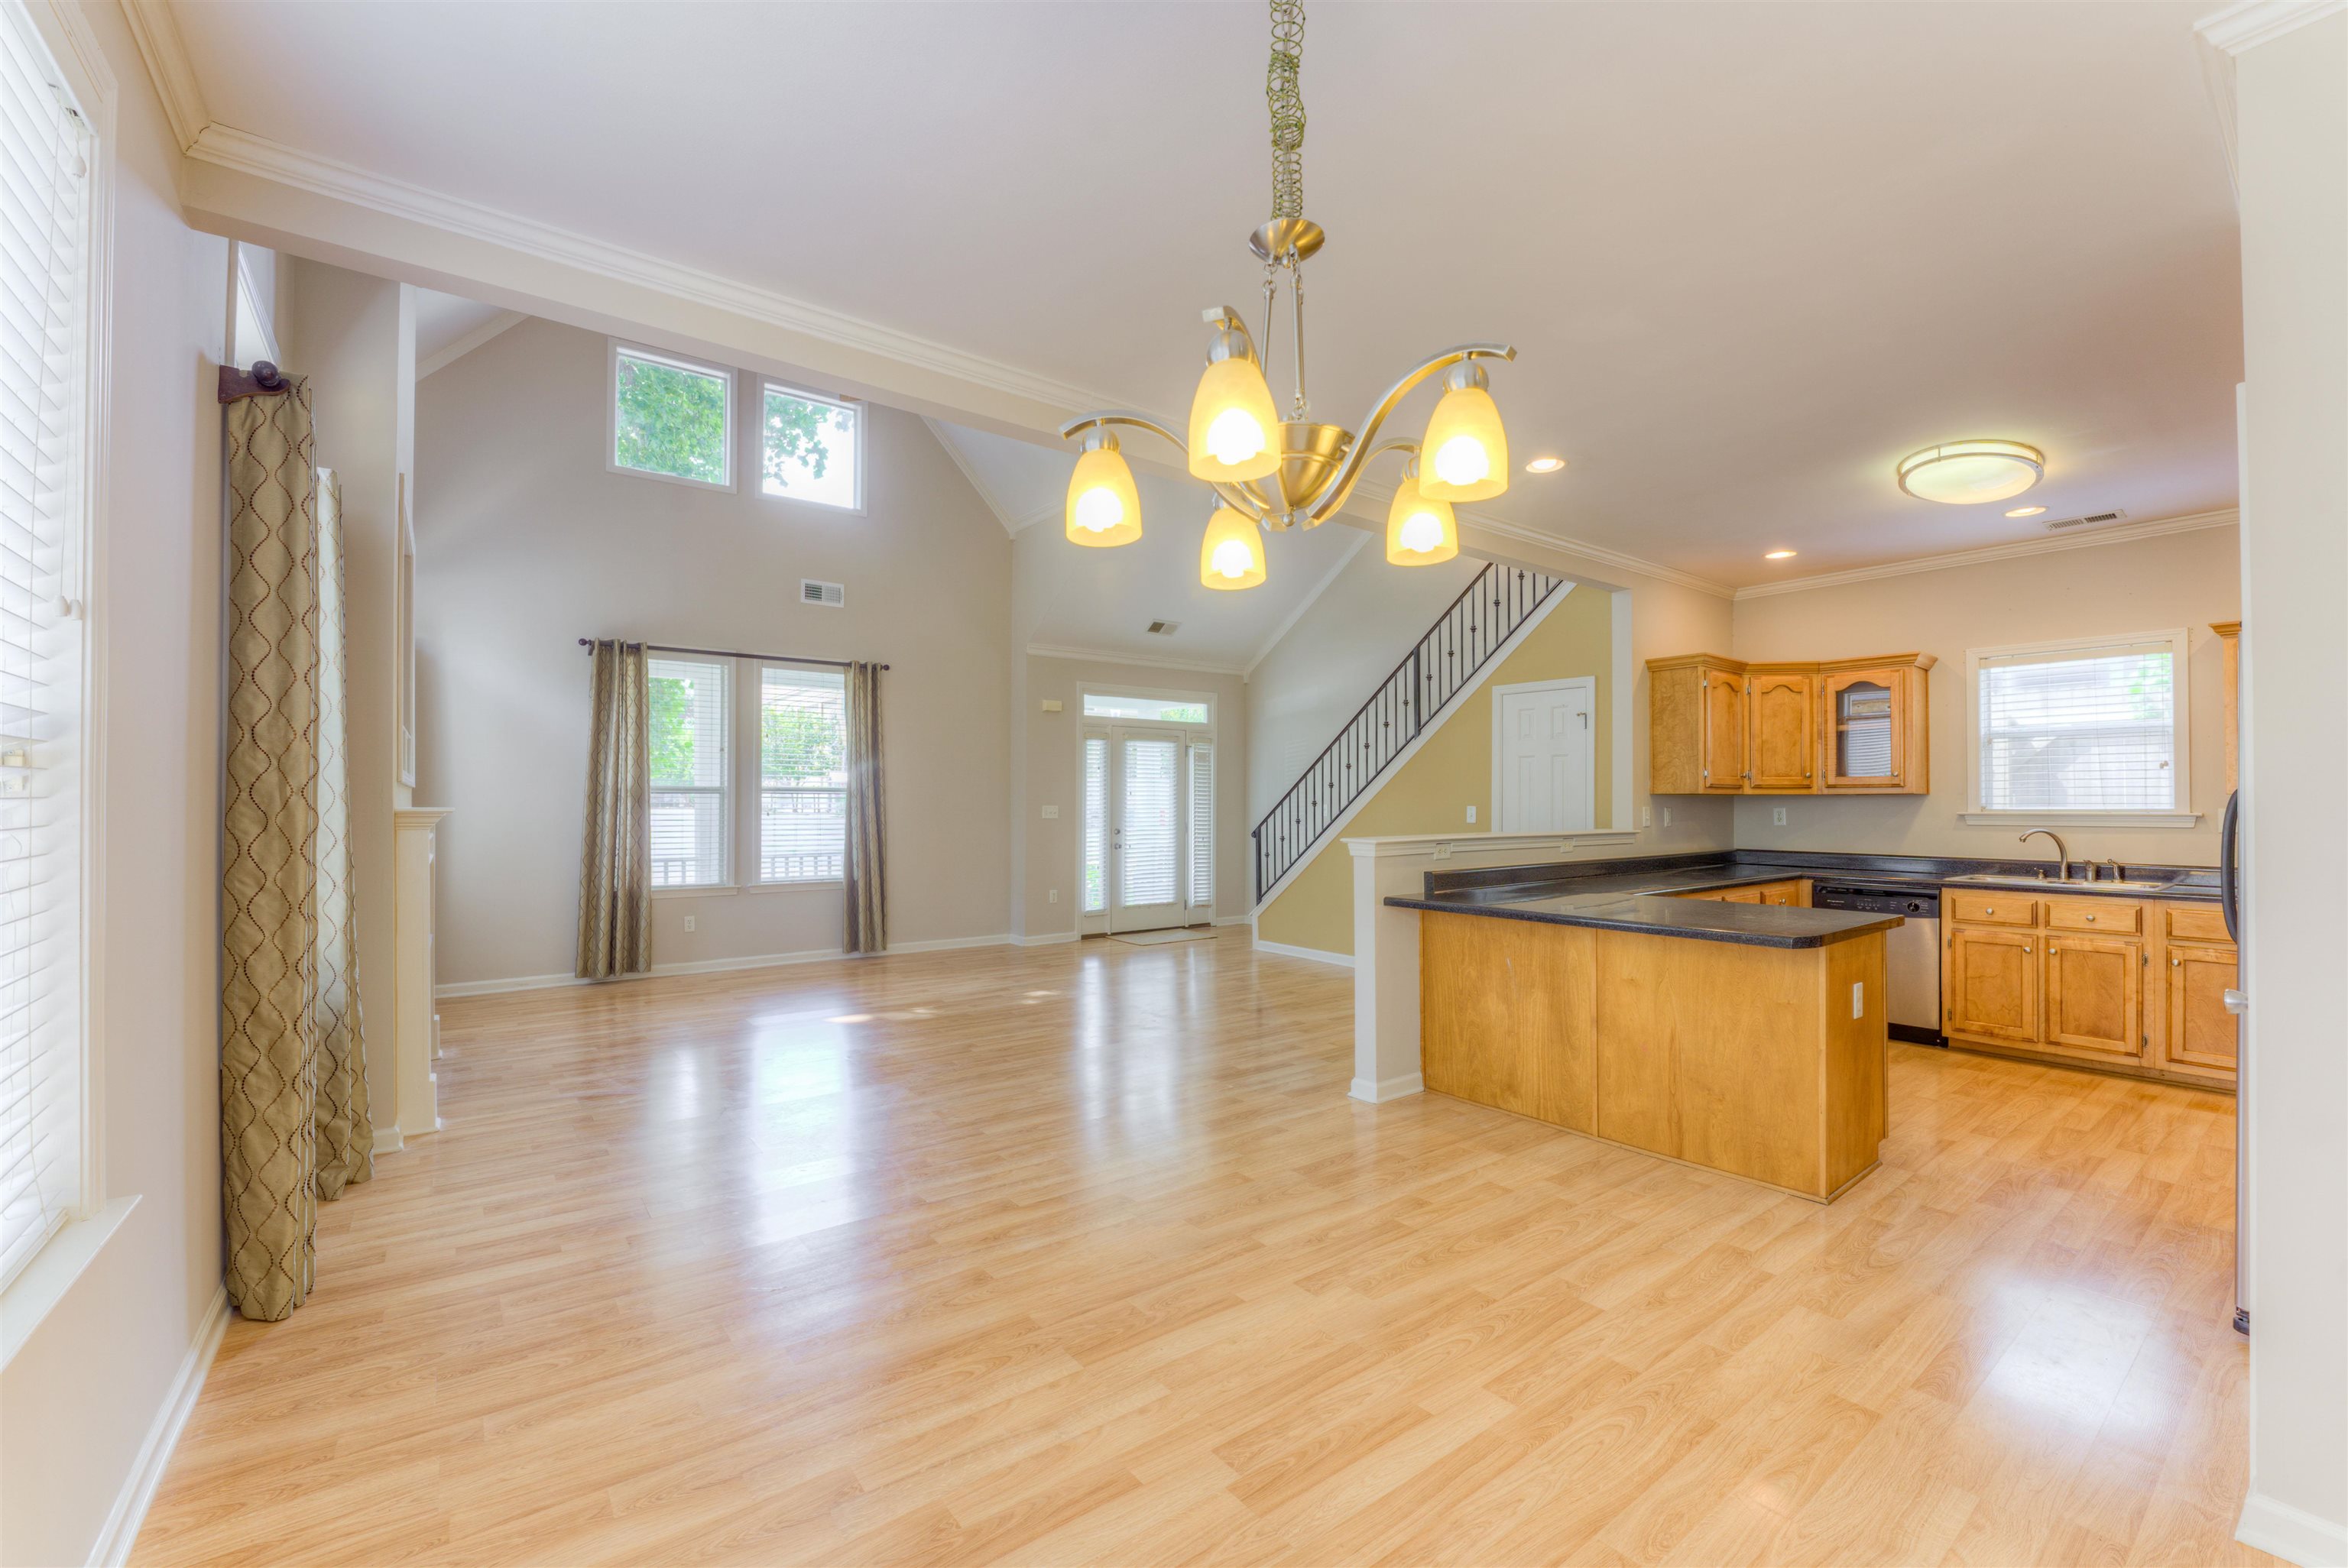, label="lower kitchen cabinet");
[1944,895,2233,1090]
[2042,935,2142,1060]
